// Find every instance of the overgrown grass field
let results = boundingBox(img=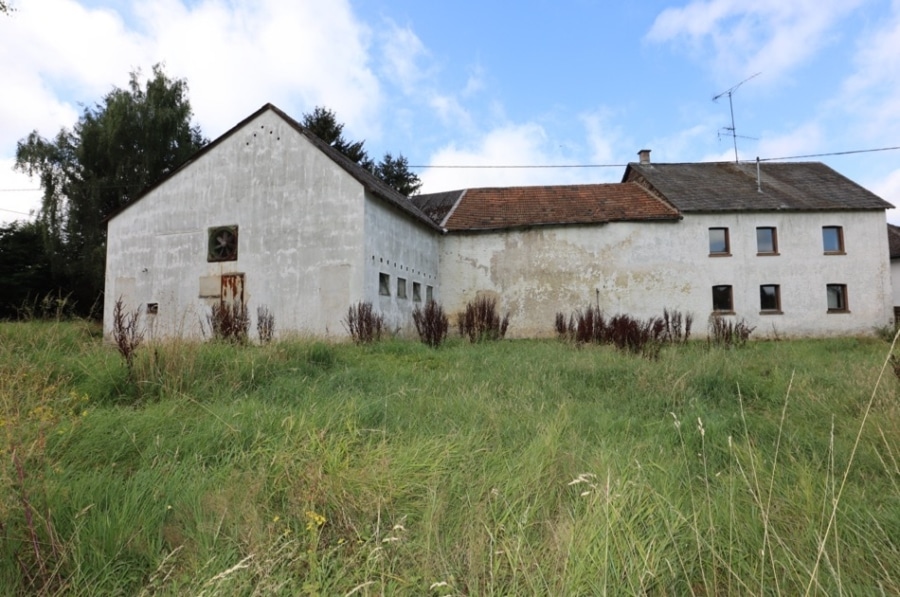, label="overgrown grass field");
[1,321,898,595]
